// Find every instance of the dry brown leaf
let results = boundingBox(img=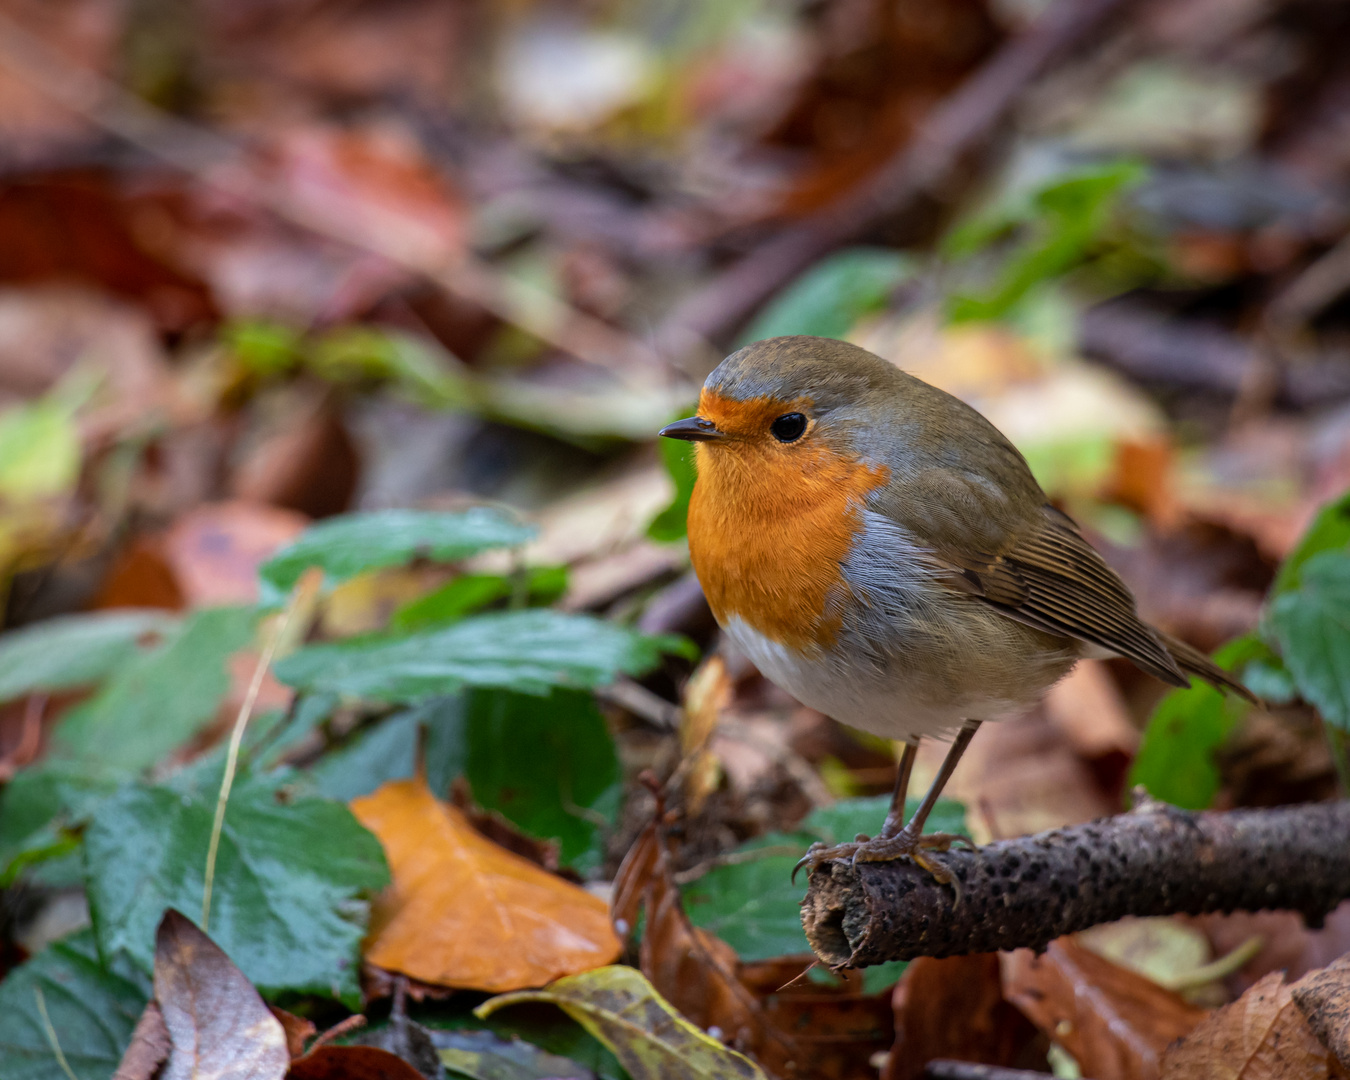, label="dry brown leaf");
[681,655,731,814]
[885,954,1039,1080]
[1042,659,1138,763]
[1161,969,1342,1079]
[287,1045,425,1080]
[613,817,802,1077]
[113,1001,171,1080]
[154,909,289,1080]
[1003,938,1209,1080]
[269,1005,317,1061]
[1292,954,1350,1067]
[350,778,621,992]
